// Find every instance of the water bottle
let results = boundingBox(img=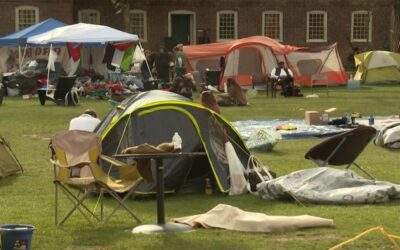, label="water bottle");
[368,115,374,126]
[205,178,213,195]
[172,132,182,152]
